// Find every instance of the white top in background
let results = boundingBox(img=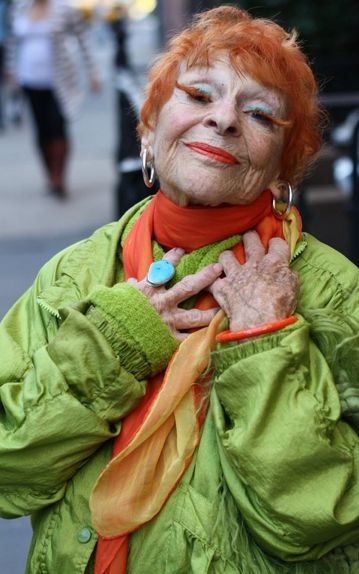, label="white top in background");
[13,15,54,88]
